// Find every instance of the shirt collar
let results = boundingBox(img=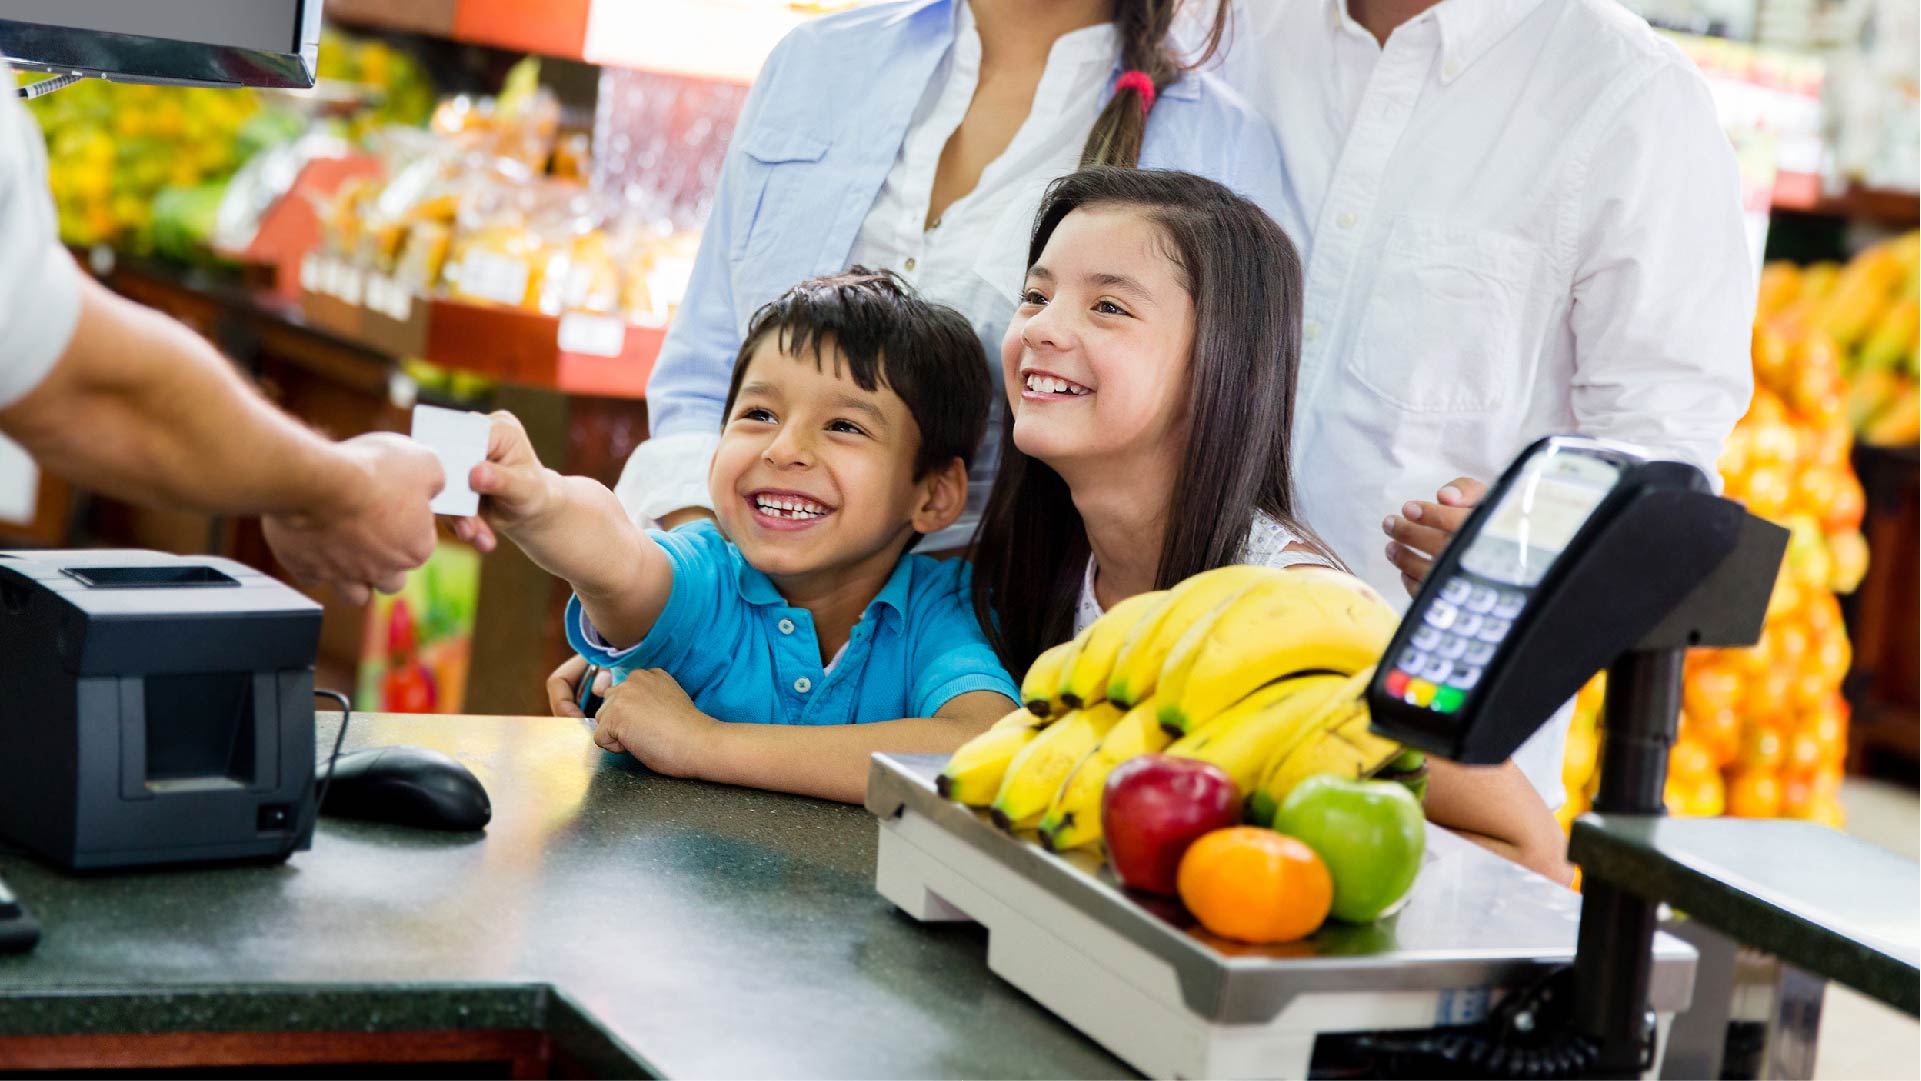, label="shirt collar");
[726,541,917,628]
[1318,0,1546,84]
